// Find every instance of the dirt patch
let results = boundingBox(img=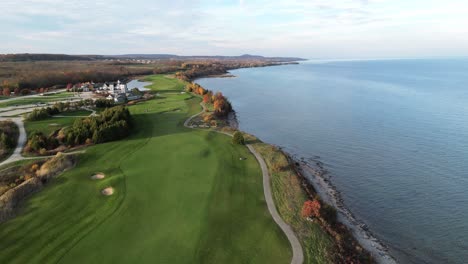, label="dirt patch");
[101,187,114,196]
[91,173,105,180]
